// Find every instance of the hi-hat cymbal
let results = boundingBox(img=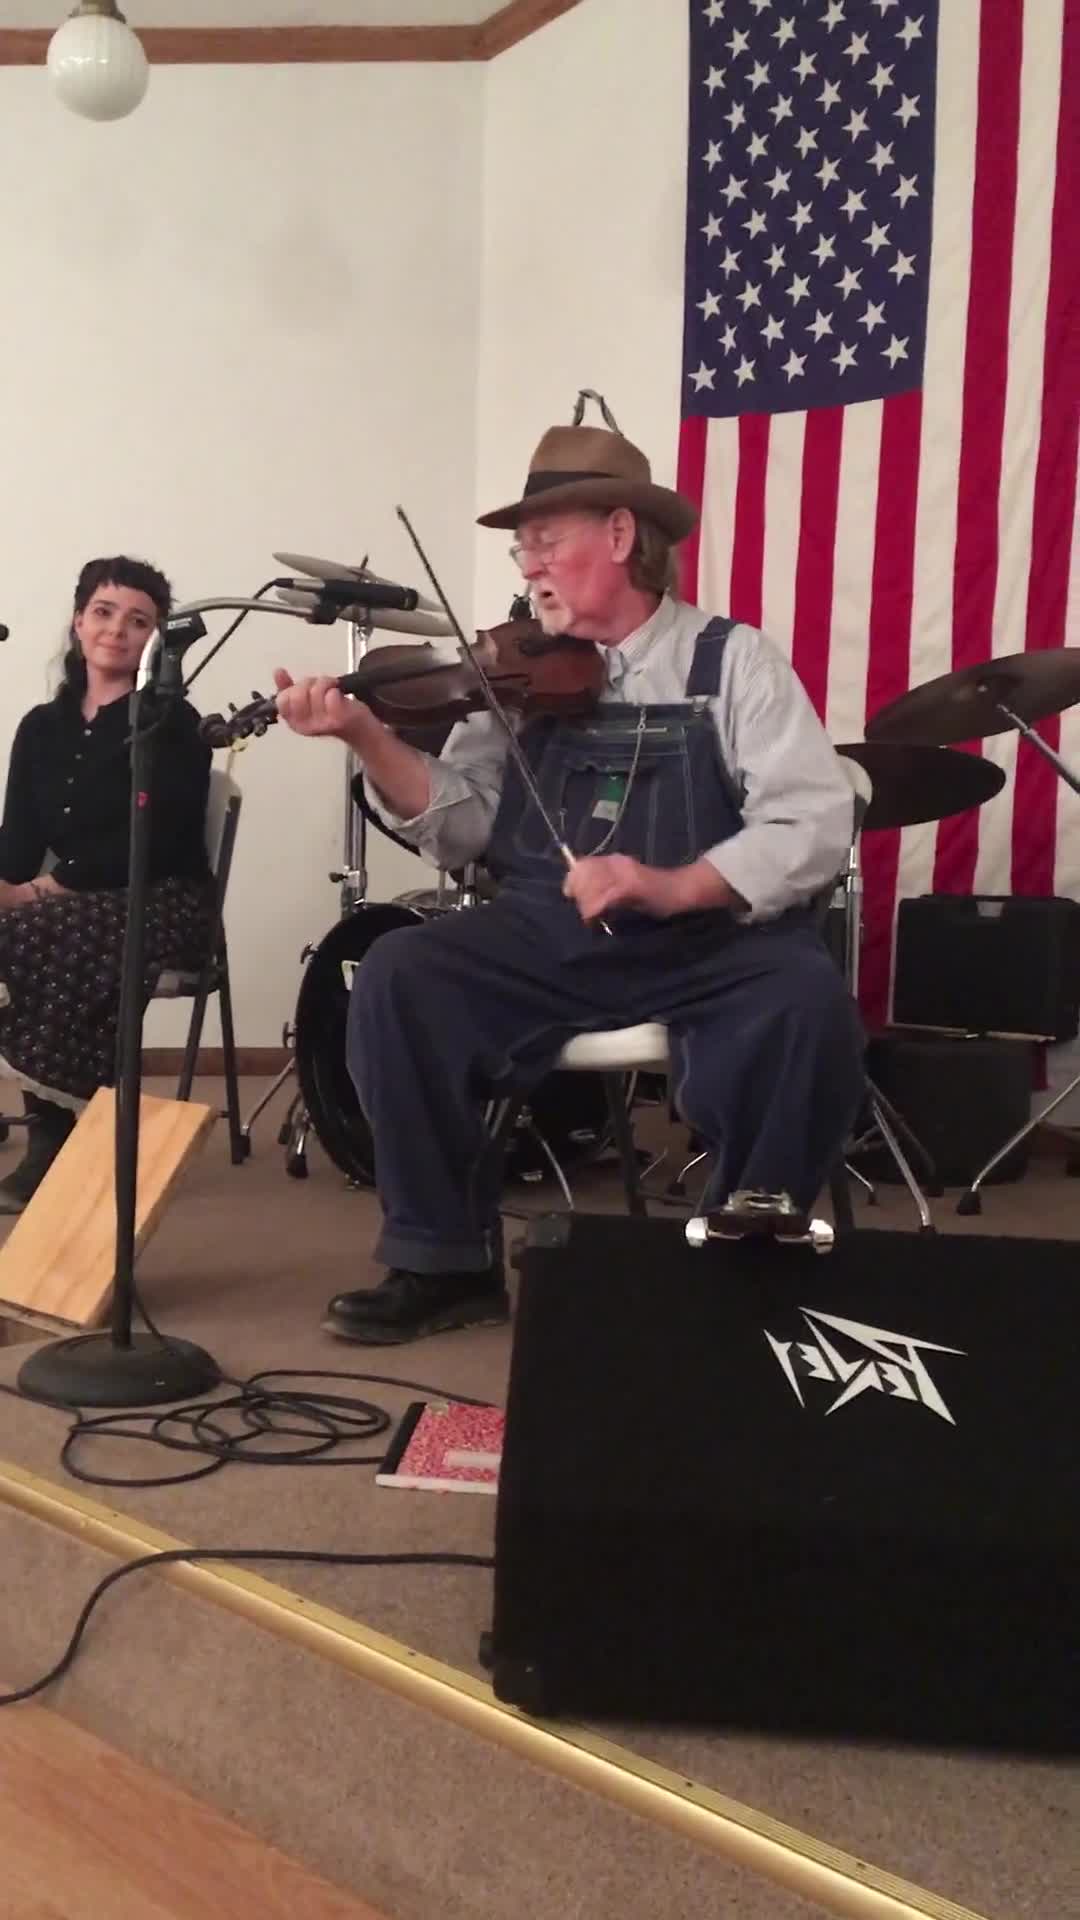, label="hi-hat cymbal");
[866,649,1080,746]
[836,742,1006,832]
[273,551,368,582]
